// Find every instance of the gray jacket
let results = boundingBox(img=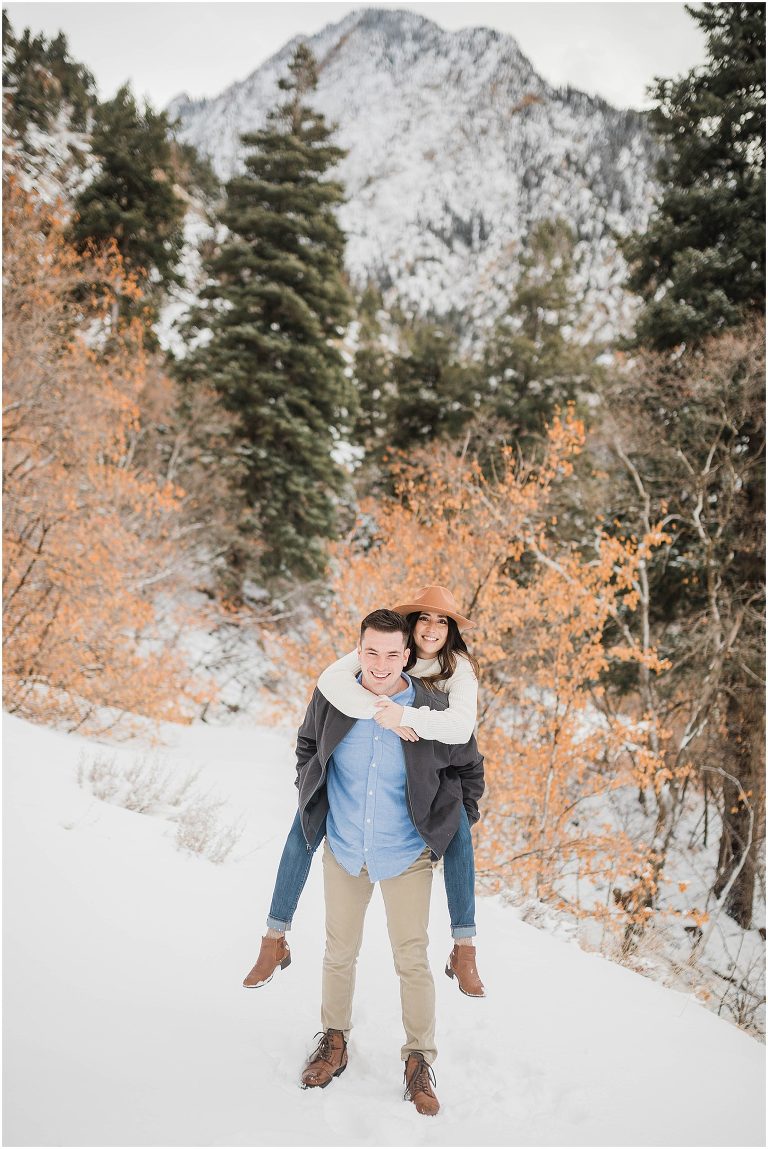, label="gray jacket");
[294,678,485,860]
